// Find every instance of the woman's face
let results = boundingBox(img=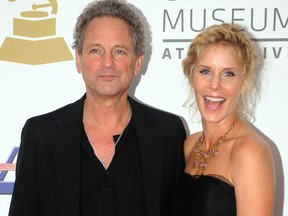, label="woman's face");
[191,44,245,124]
